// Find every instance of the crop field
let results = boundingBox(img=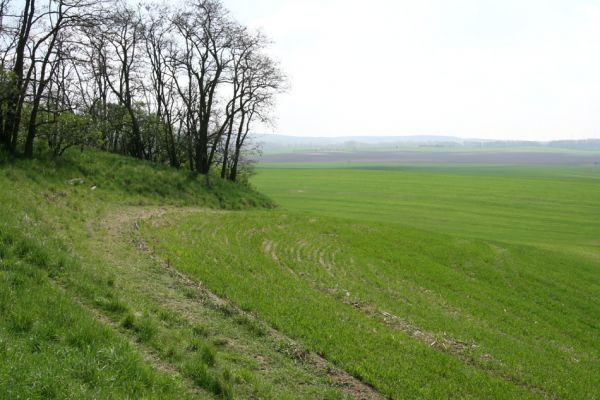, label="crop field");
[3,0,600,397]
[142,162,600,399]
[3,150,599,399]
